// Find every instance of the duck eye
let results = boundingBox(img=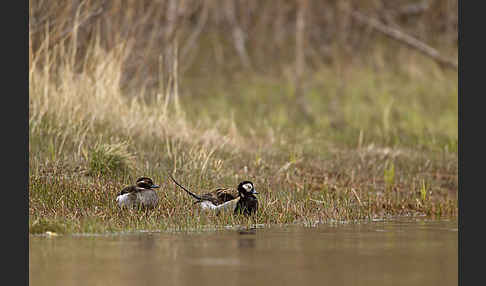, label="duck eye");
[243,183,252,191]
